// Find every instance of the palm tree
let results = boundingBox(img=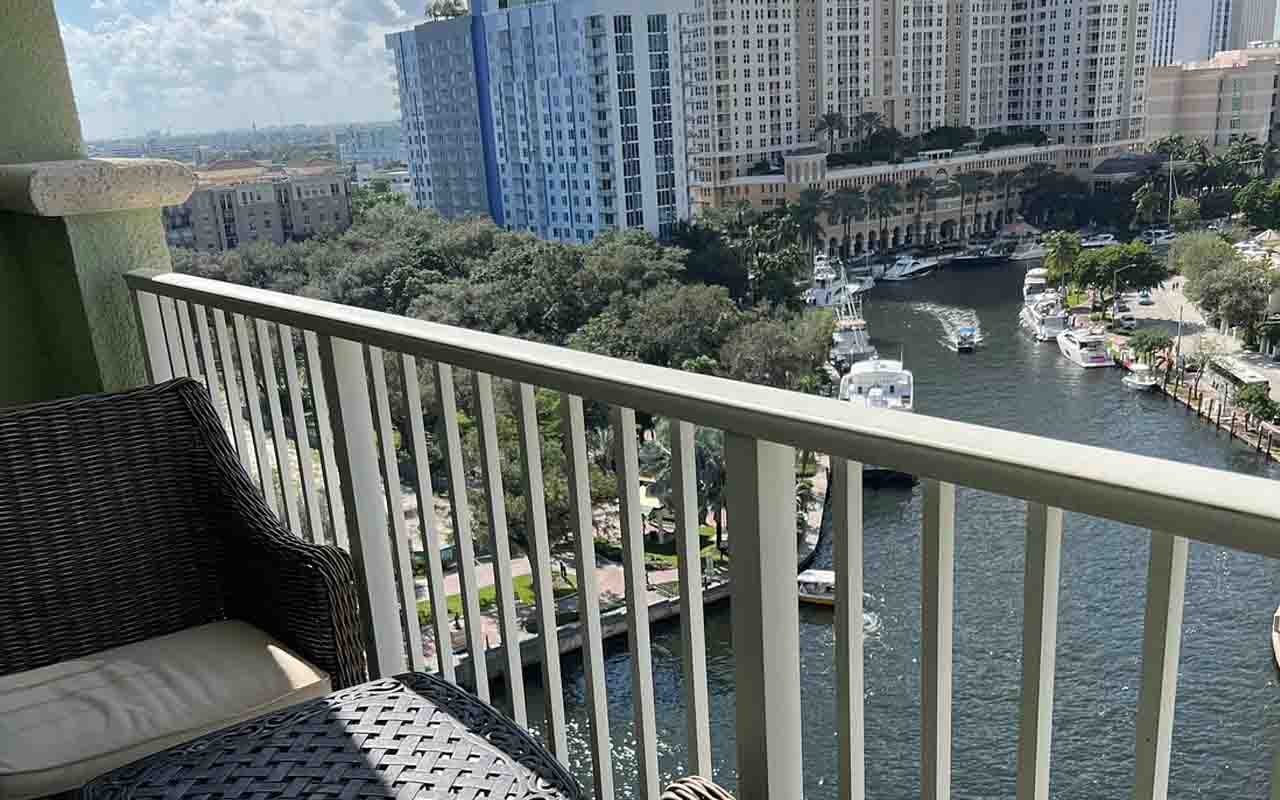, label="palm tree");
[866,181,903,250]
[929,179,959,242]
[788,188,828,255]
[993,171,1018,225]
[854,111,885,152]
[826,187,867,256]
[905,176,934,241]
[639,420,729,552]
[814,111,849,153]
[952,172,985,241]
[1041,231,1082,287]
